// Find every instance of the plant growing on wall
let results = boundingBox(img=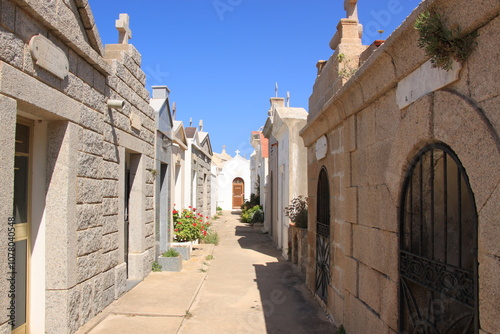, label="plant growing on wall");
[414,9,478,71]
[337,53,358,79]
[284,196,308,229]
